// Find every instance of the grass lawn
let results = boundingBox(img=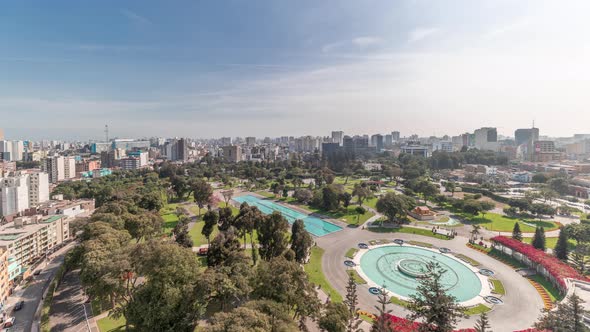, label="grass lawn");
[346,270,367,284]
[390,296,410,308]
[464,304,491,316]
[491,279,506,295]
[523,237,577,250]
[97,314,127,332]
[460,212,558,232]
[303,204,375,225]
[255,191,275,198]
[304,247,343,302]
[369,226,451,240]
[529,275,564,302]
[345,248,359,259]
[188,219,218,247]
[407,240,434,248]
[454,253,481,267]
[364,197,379,209]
